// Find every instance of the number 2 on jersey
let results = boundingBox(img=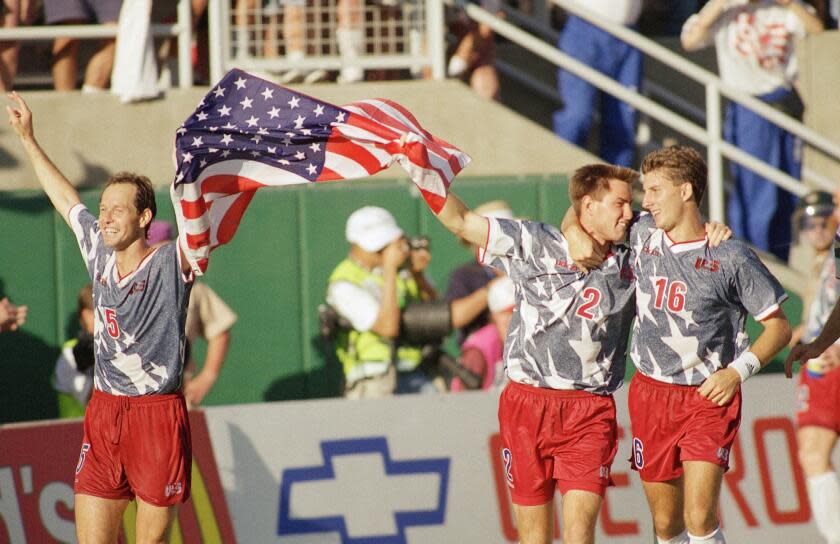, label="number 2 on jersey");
[652,278,686,312]
[104,308,121,338]
[576,287,602,320]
